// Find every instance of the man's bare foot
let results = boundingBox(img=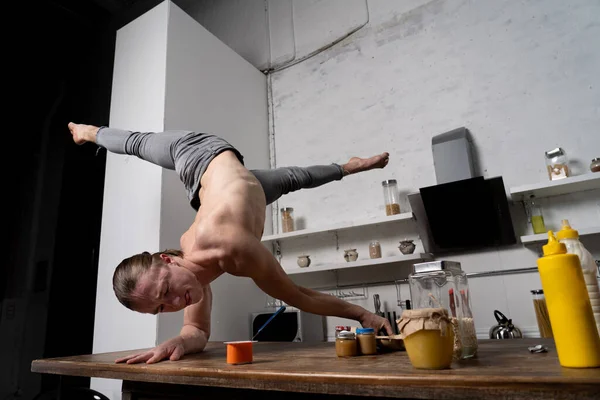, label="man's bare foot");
[68,122,100,145]
[342,152,390,175]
